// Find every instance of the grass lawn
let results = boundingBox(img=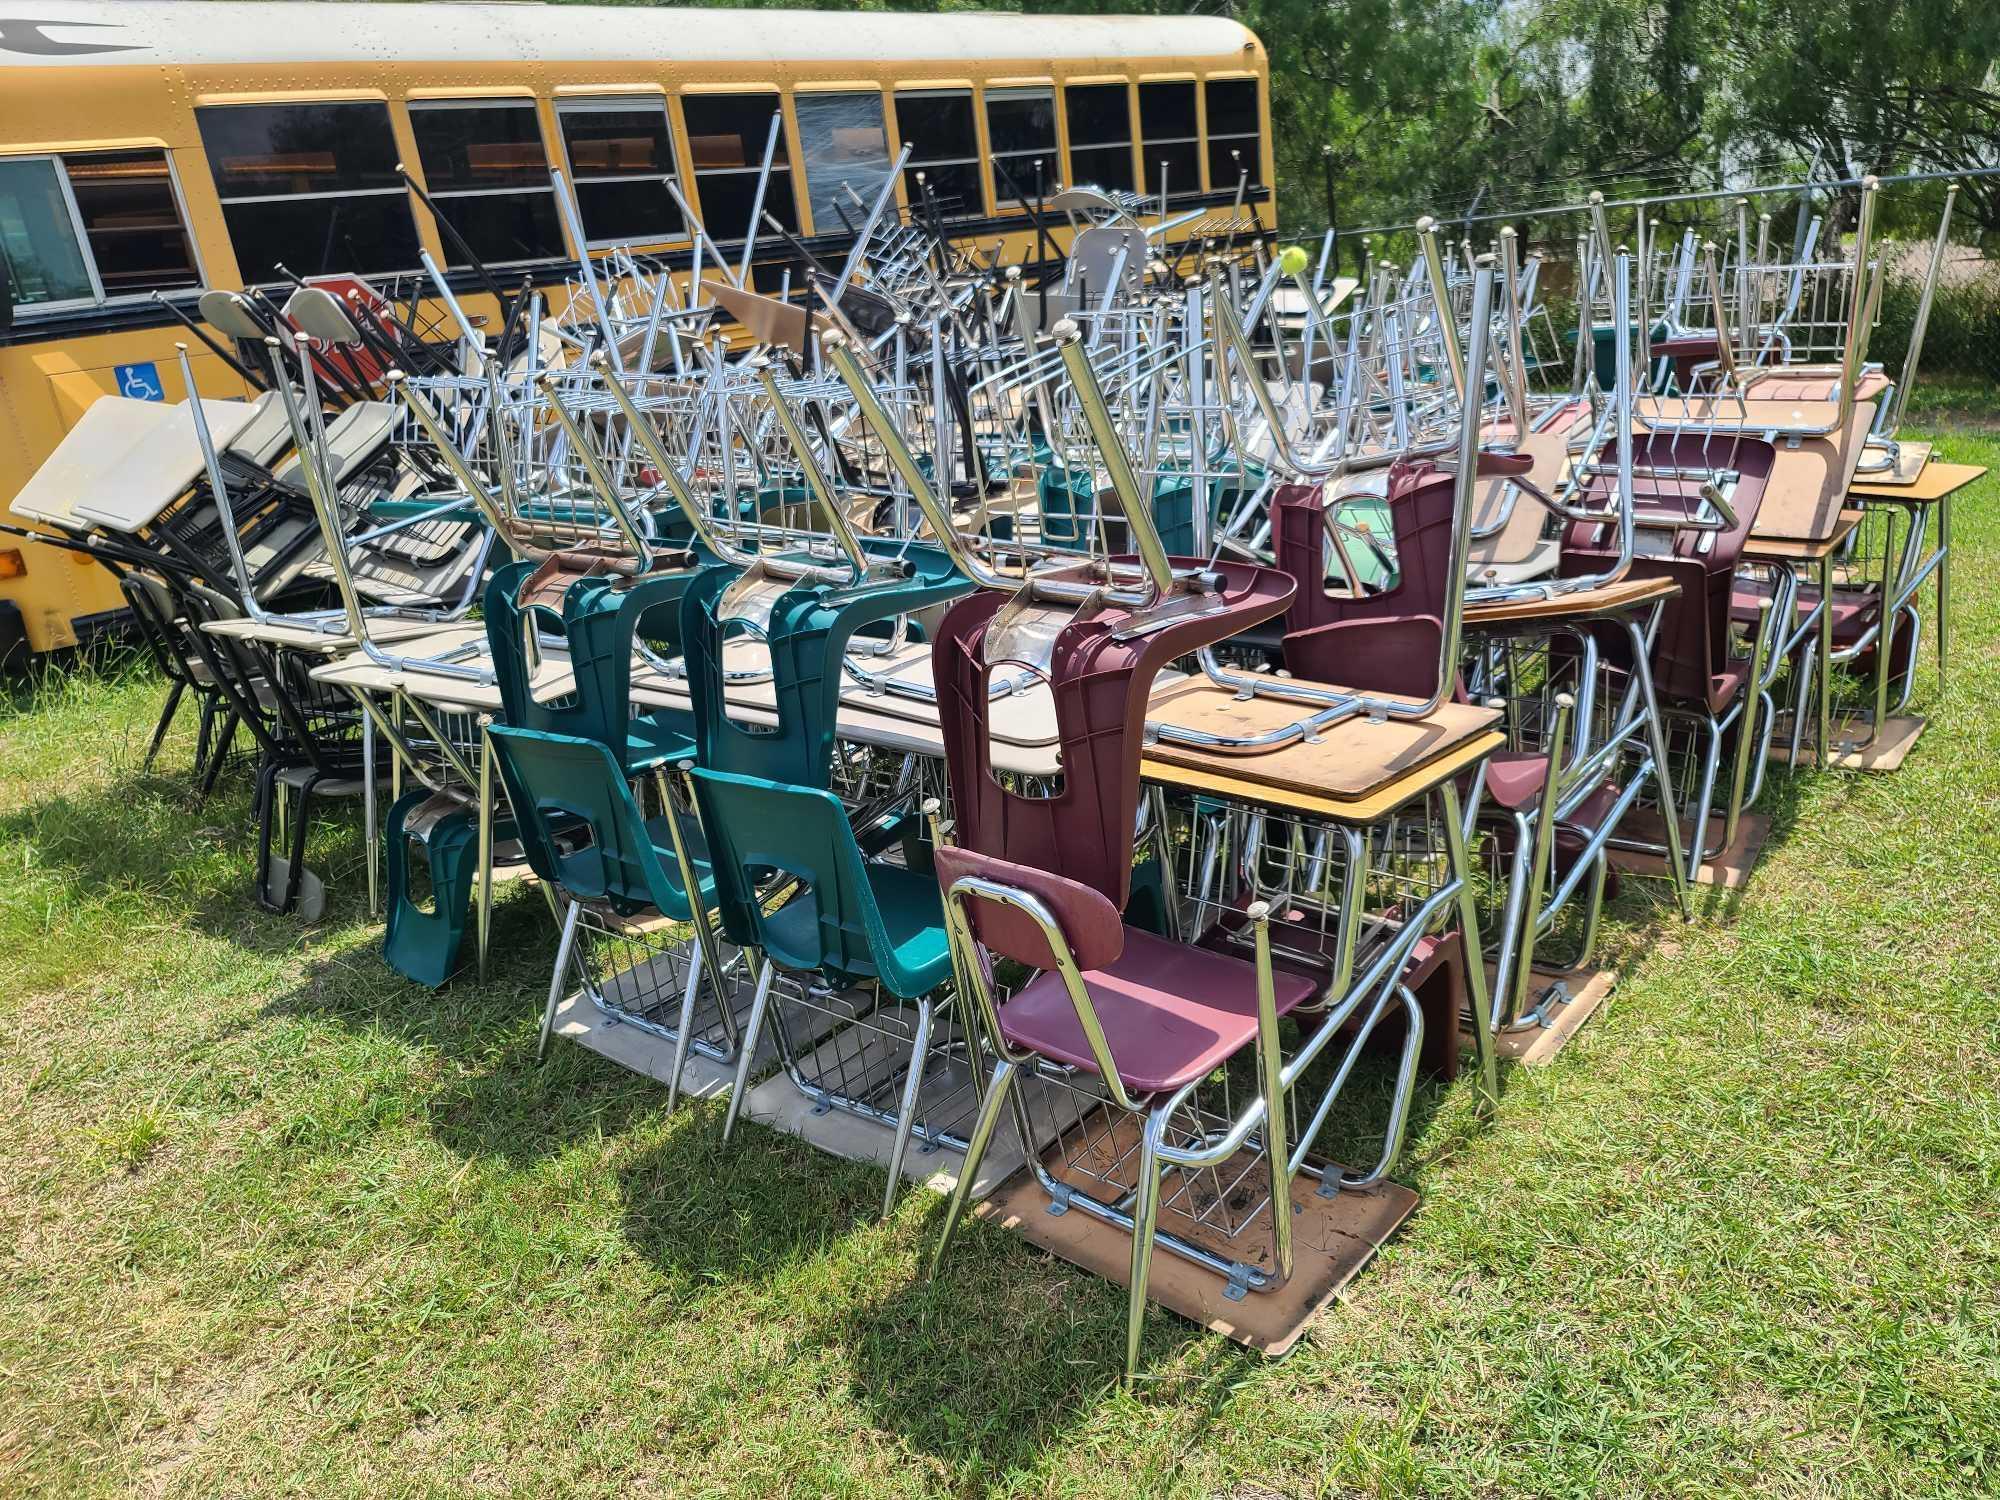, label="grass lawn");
[3,434,1998,1498]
